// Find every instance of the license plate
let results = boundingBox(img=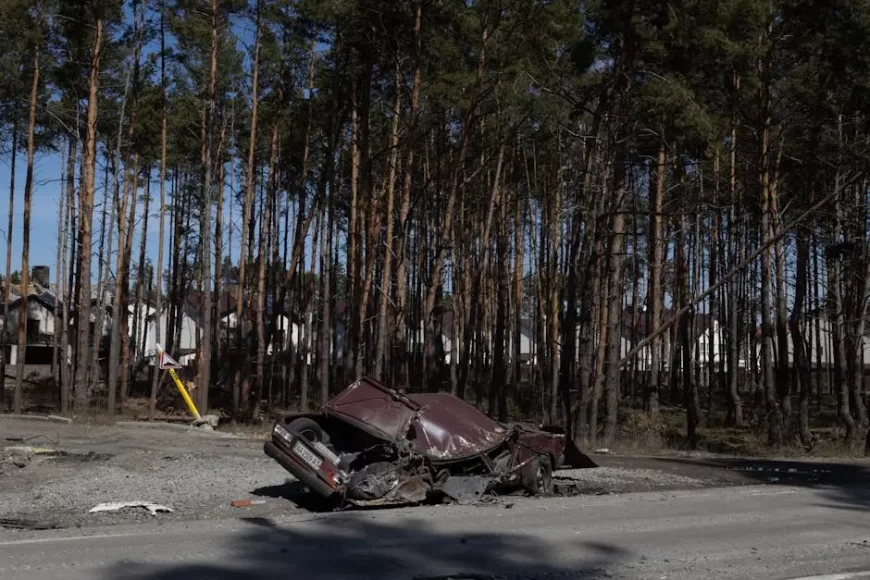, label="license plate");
[292,440,323,471]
